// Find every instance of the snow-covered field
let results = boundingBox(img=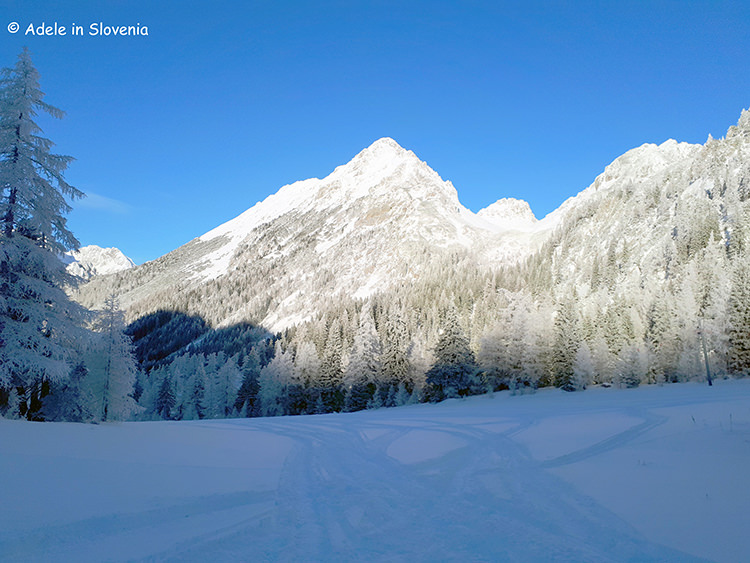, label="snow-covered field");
[2,380,749,562]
